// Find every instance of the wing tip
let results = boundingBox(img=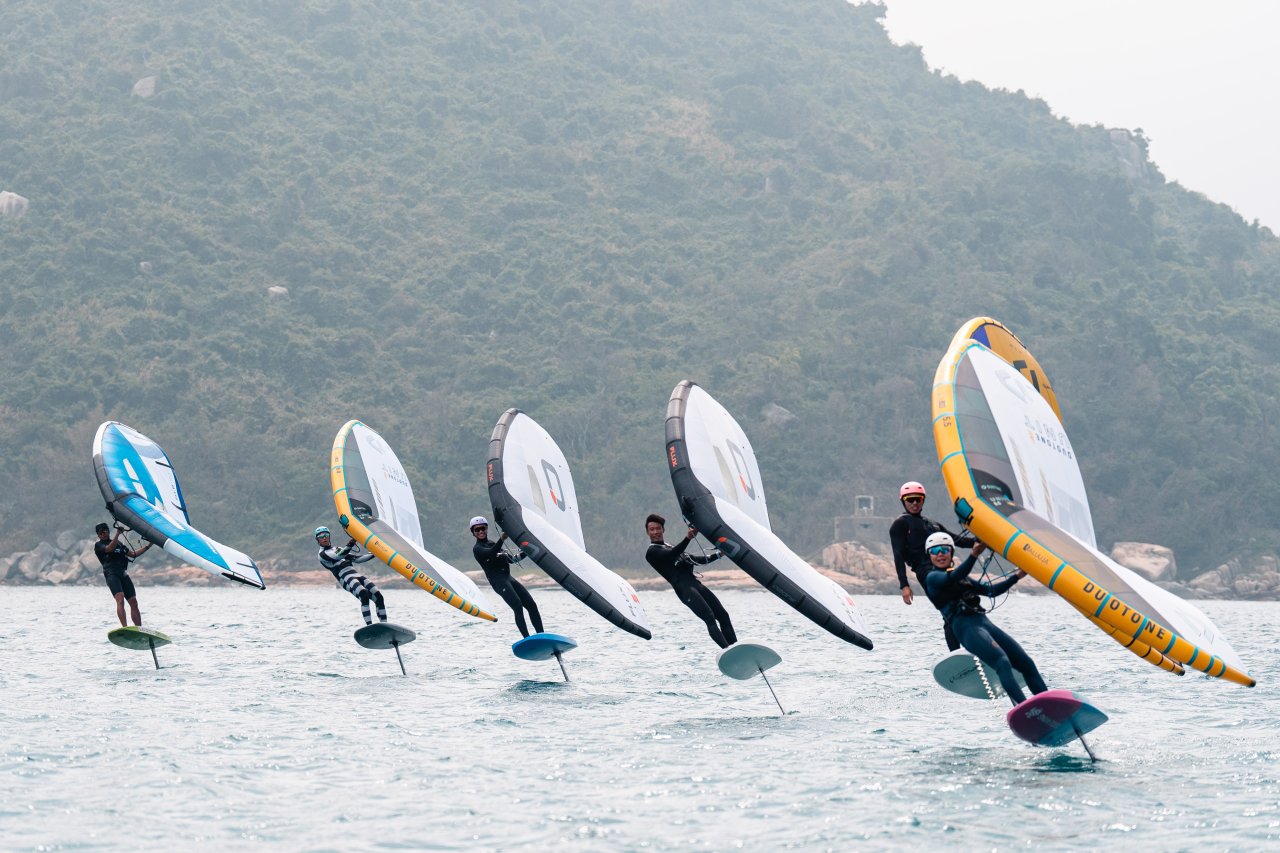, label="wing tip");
[222,570,267,589]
